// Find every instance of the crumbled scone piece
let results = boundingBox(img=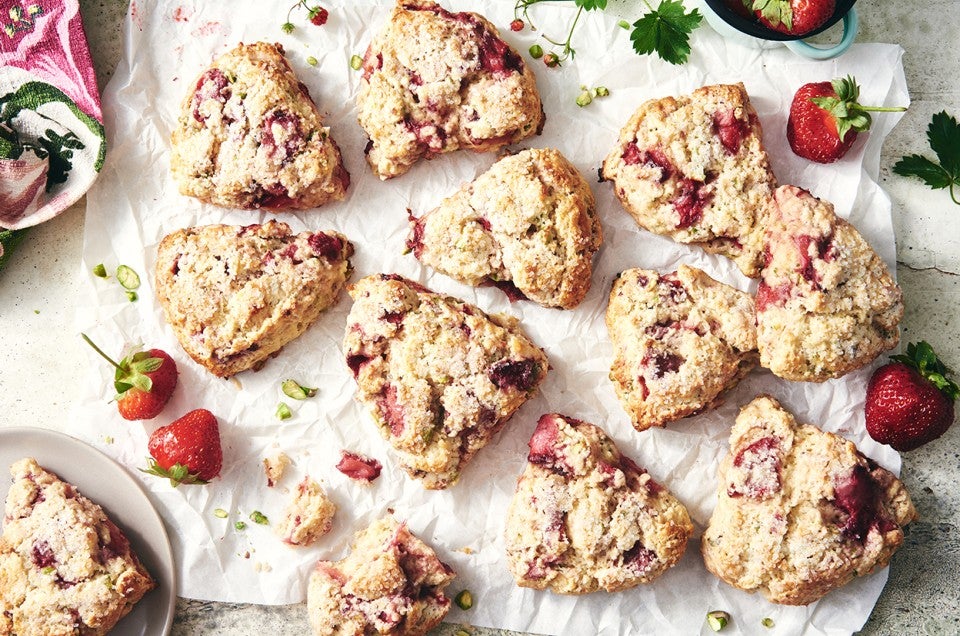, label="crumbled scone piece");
[155,220,353,377]
[601,83,777,277]
[171,41,349,209]
[702,396,917,605]
[756,186,903,381]
[344,274,548,489]
[0,459,155,636]
[505,414,693,593]
[263,451,291,487]
[606,265,758,431]
[408,148,602,308]
[275,477,336,546]
[307,516,455,635]
[357,0,544,179]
